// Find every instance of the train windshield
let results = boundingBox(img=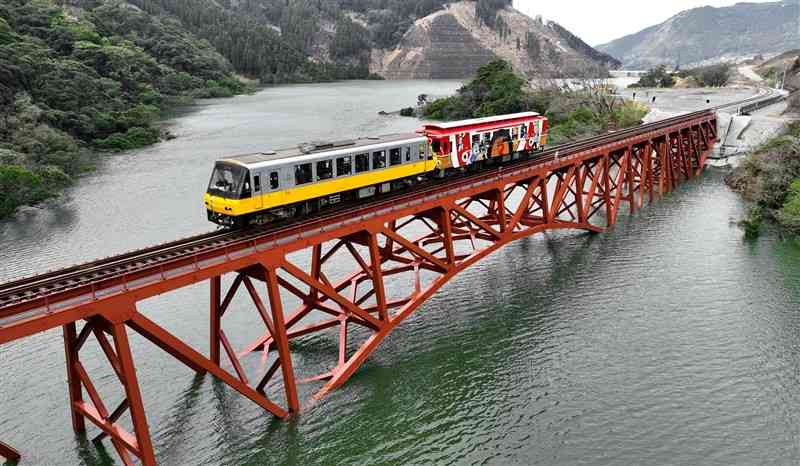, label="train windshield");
[207,162,250,199]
